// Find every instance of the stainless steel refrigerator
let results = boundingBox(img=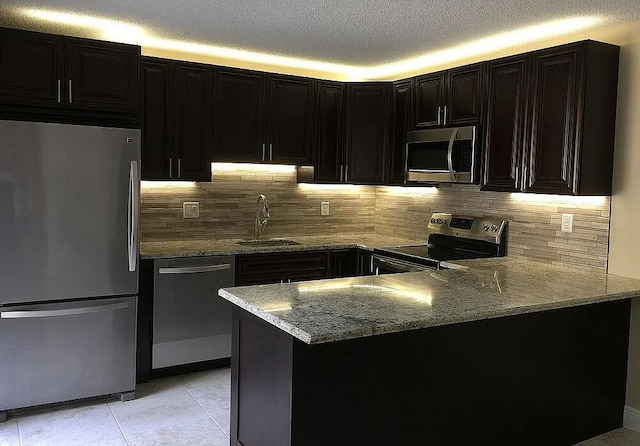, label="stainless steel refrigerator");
[0,120,140,418]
